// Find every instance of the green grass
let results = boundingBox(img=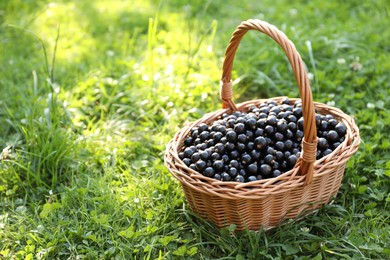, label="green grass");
[1,0,389,258]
